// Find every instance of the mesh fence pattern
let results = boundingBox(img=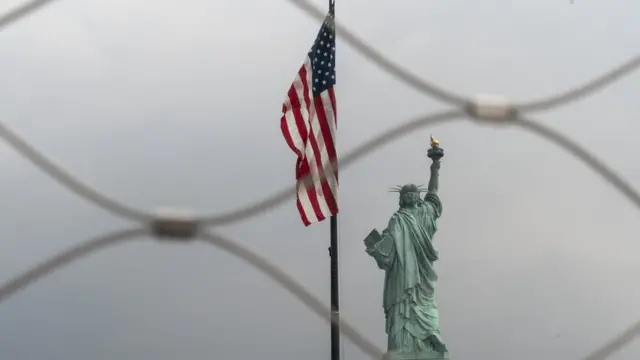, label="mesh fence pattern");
[1,1,639,359]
